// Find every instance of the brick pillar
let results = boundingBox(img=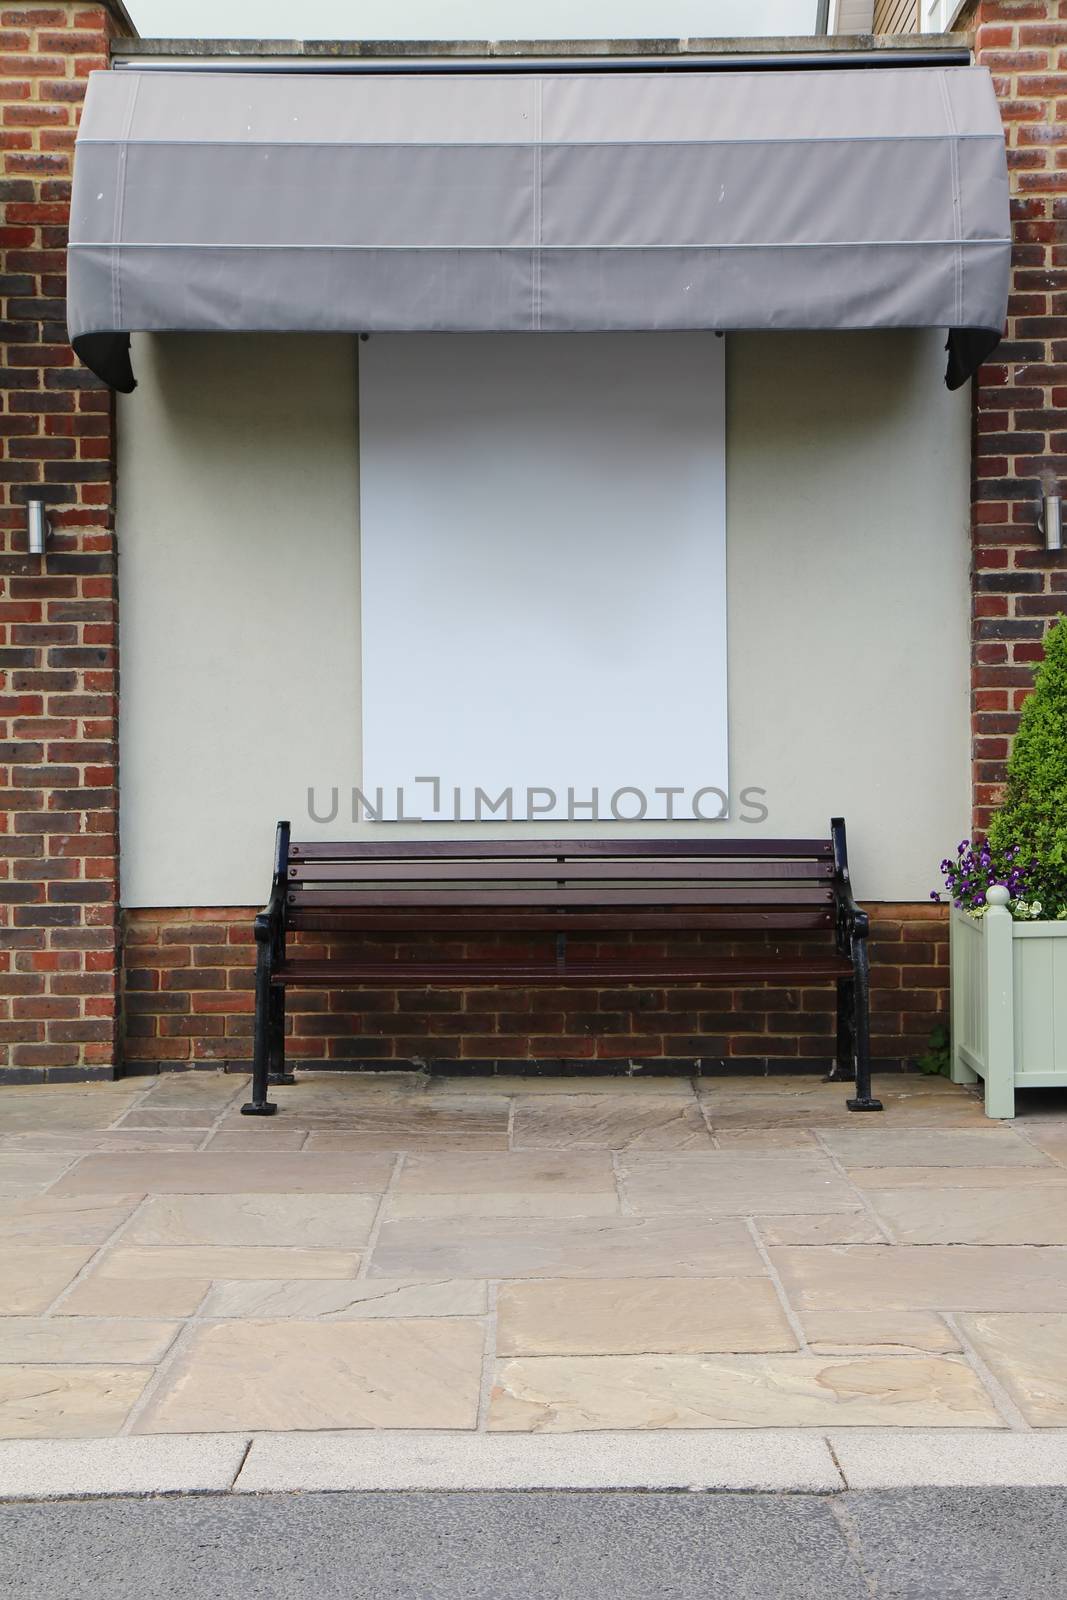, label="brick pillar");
[971,0,1067,832]
[0,4,129,1081]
